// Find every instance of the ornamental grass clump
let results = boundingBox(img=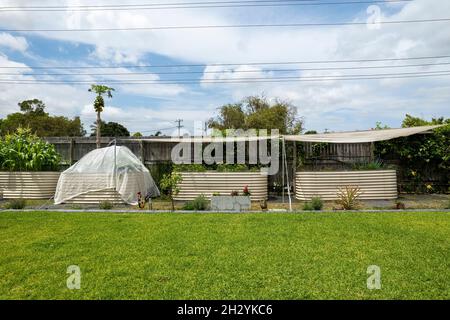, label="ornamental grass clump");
[336,186,362,210]
[0,127,60,171]
[352,160,384,171]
